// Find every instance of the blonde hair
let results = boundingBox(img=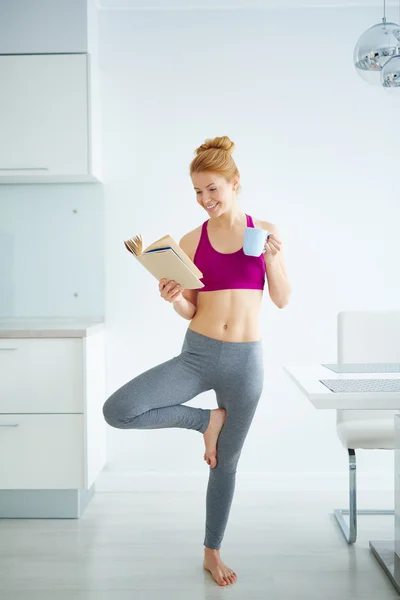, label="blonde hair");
[190,135,241,191]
